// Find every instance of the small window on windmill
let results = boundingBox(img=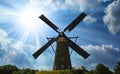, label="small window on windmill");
[61,58,64,62]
